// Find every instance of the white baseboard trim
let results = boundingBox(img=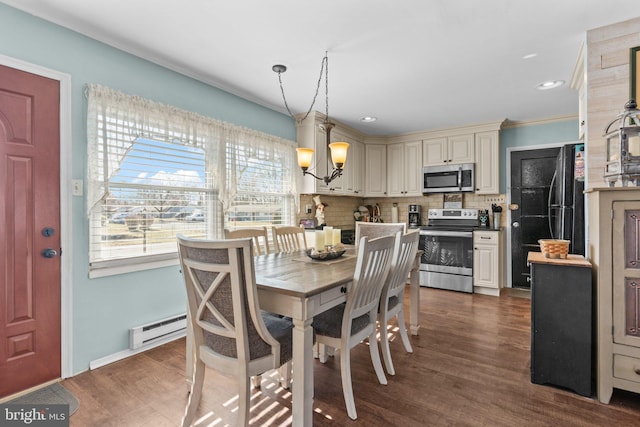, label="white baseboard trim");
[88,330,185,370]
